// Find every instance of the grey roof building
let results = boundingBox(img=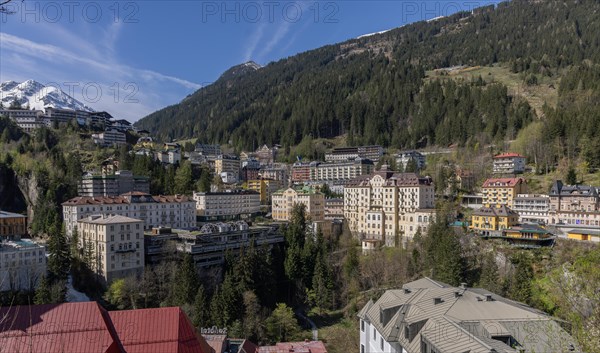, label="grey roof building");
[357,277,580,353]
